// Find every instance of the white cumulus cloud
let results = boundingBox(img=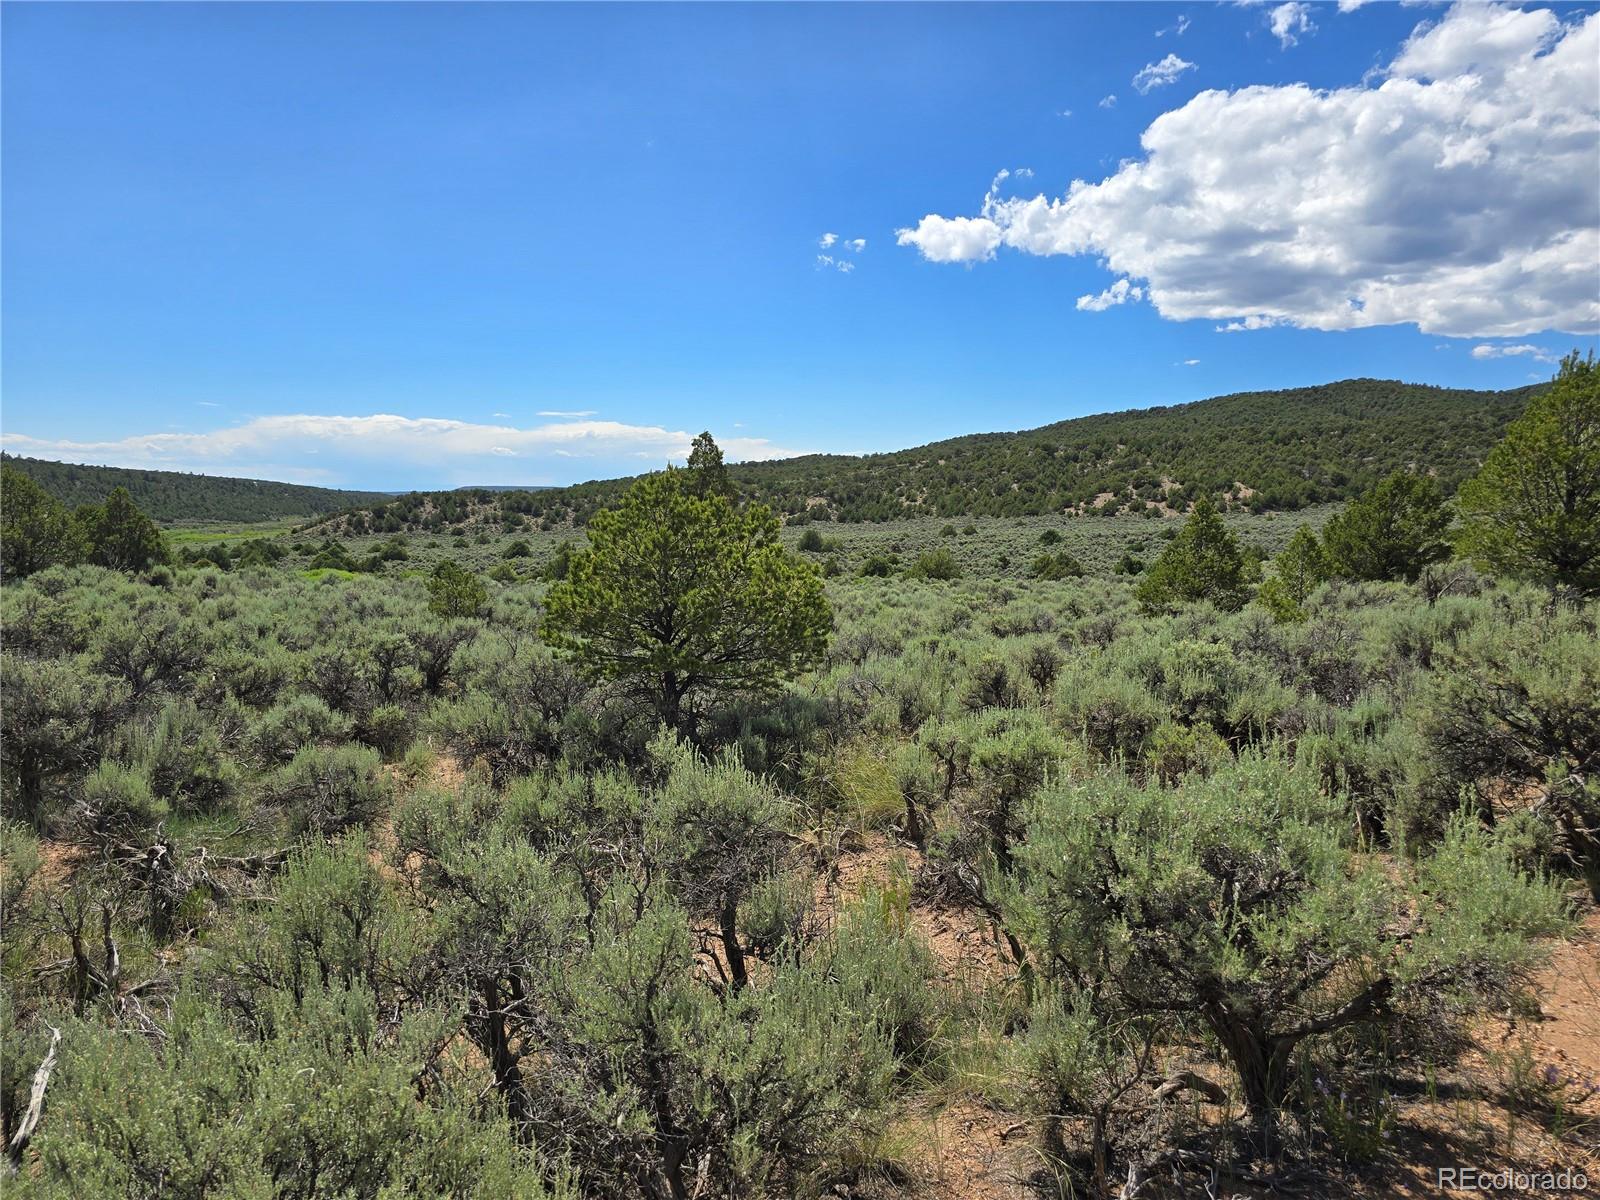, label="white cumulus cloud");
[895,214,1004,264]
[1133,53,1197,94]
[894,3,1600,339]
[818,232,838,248]
[1269,2,1315,47]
